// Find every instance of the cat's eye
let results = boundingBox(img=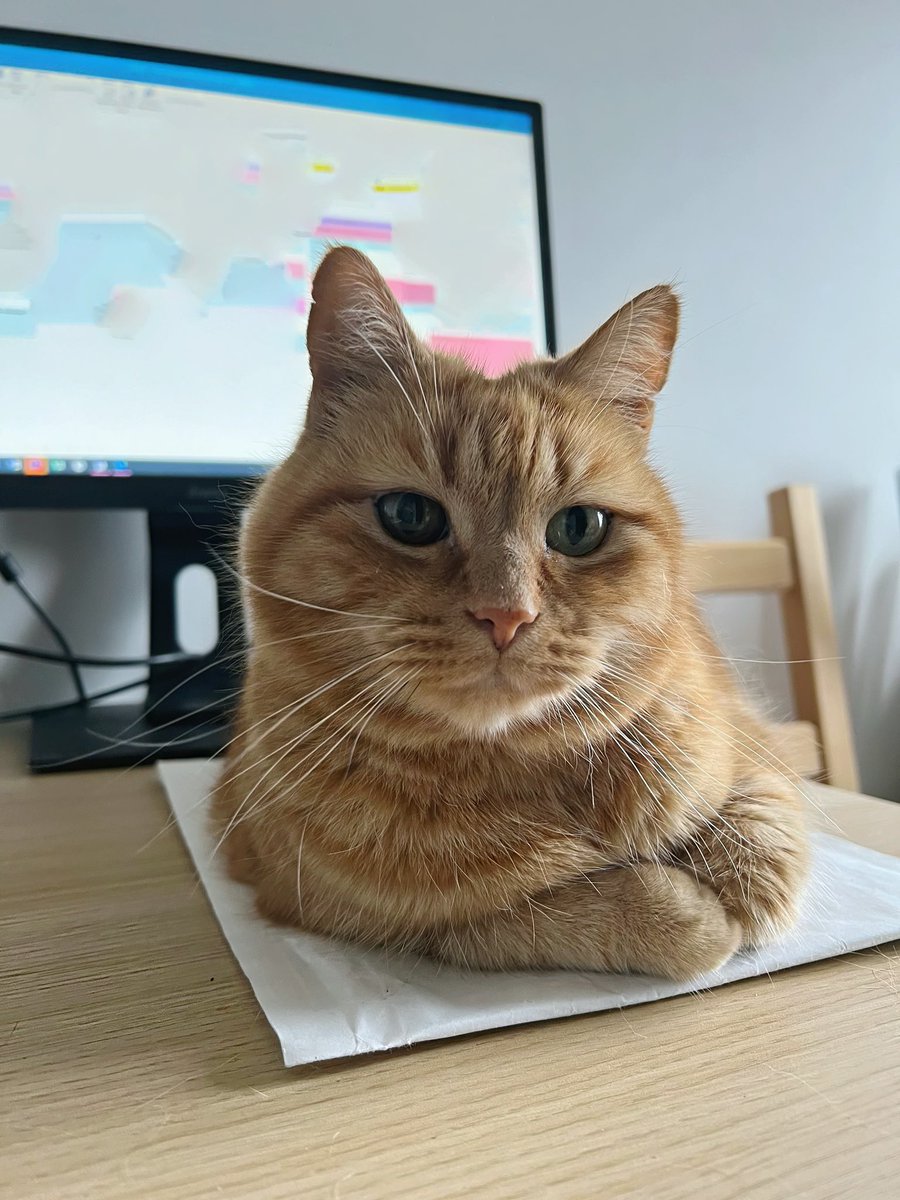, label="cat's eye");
[546,506,610,557]
[376,492,449,545]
